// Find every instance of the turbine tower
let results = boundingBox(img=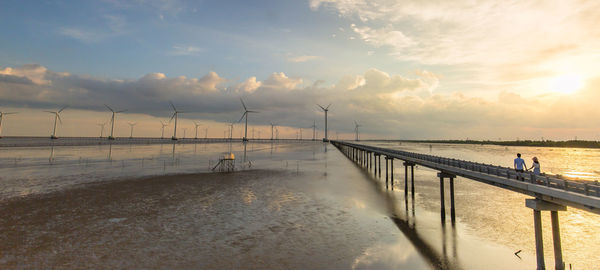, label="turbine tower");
[96,122,106,138]
[317,103,331,142]
[238,98,258,142]
[44,105,68,139]
[310,120,316,141]
[169,101,186,140]
[128,122,136,139]
[354,120,361,141]
[228,122,235,140]
[105,104,127,140]
[160,121,168,139]
[0,111,17,138]
[194,122,202,139]
[270,122,276,140]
